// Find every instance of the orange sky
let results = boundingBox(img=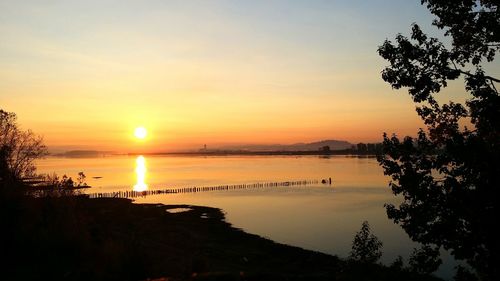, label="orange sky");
[0,1,479,152]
